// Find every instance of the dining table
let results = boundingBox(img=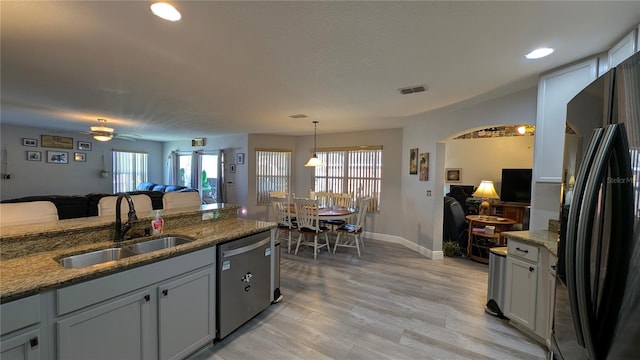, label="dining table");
[287,204,356,221]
